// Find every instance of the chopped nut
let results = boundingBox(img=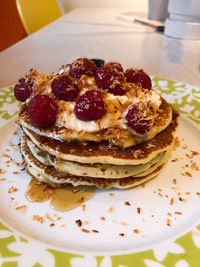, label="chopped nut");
[185,171,192,177]
[119,233,125,237]
[133,229,139,234]
[125,201,131,206]
[1,153,11,158]
[172,179,177,184]
[59,224,66,228]
[174,137,180,148]
[75,219,82,227]
[191,162,199,171]
[108,206,115,213]
[191,150,199,156]
[186,153,193,159]
[45,213,54,222]
[167,219,171,226]
[174,211,182,215]
[15,205,27,214]
[0,169,6,174]
[81,228,90,233]
[8,187,18,193]
[179,197,186,202]
[137,207,141,214]
[32,215,45,224]
[120,222,128,226]
[92,229,99,233]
